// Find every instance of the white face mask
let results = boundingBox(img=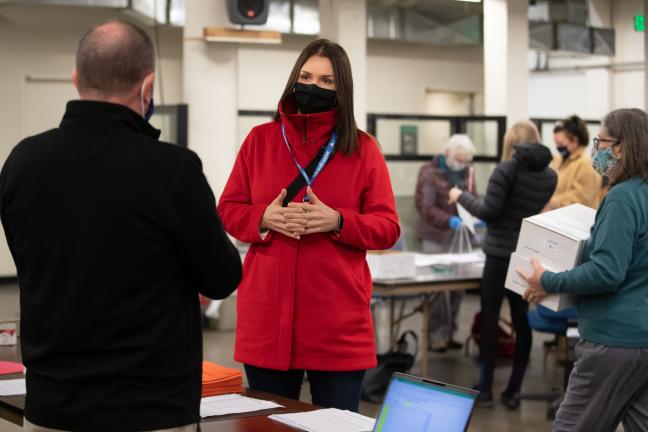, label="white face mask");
[446,157,468,171]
